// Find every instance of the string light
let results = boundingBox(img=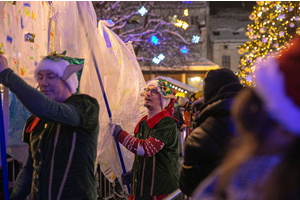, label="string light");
[152,57,161,64]
[184,9,189,16]
[180,46,189,54]
[151,35,159,45]
[157,53,165,60]
[192,35,200,43]
[174,18,189,30]
[182,22,189,30]
[238,1,300,86]
[152,53,165,65]
[138,6,148,16]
